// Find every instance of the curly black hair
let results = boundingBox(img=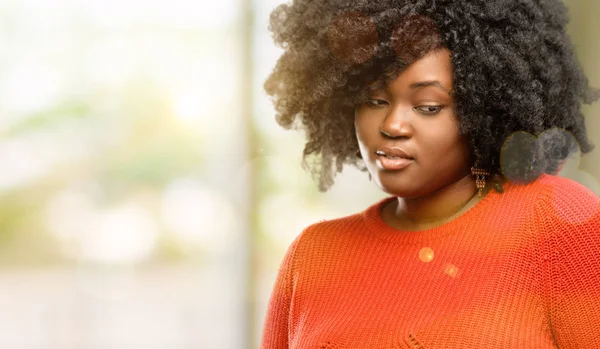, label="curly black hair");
[264,0,598,191]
